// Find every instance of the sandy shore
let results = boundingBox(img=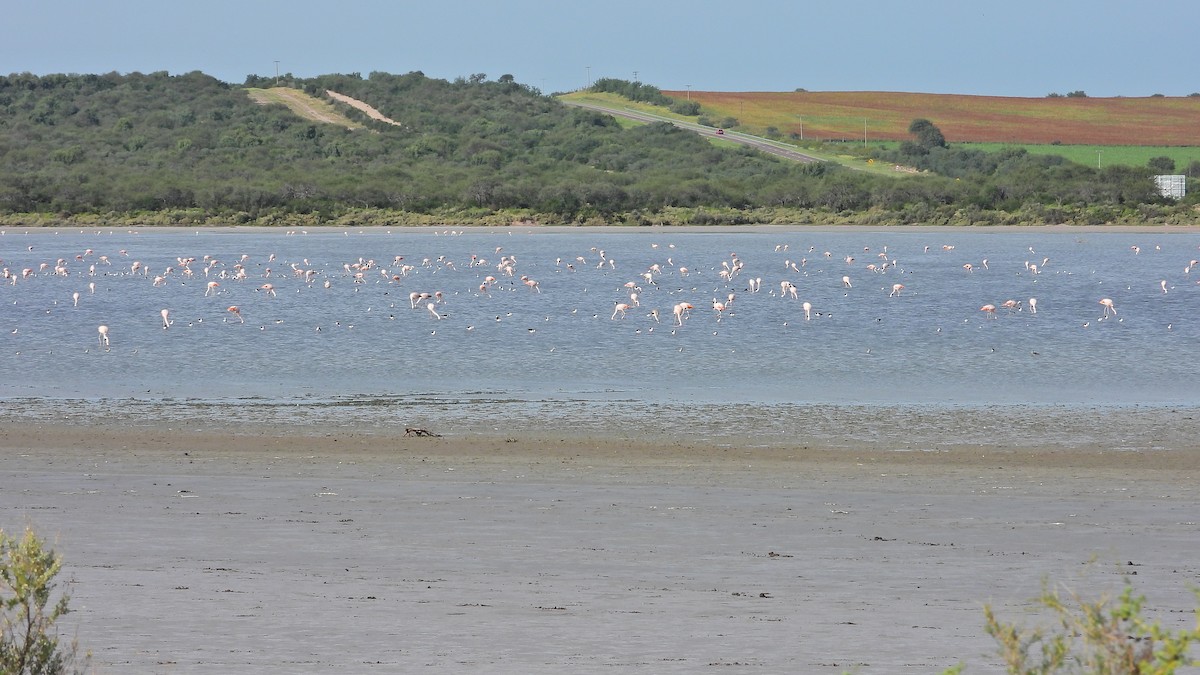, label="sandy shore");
[2,423,1197,673]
